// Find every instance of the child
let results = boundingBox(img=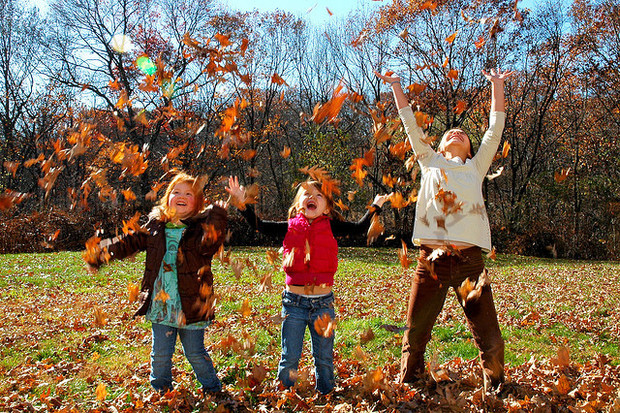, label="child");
[84,172,227,394]
[226,176,390,394]
[374,68,513,388]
